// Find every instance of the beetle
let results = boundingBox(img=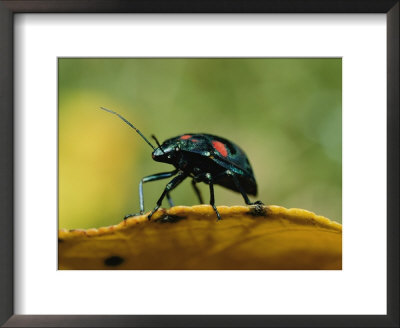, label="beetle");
[100,107,263,220]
